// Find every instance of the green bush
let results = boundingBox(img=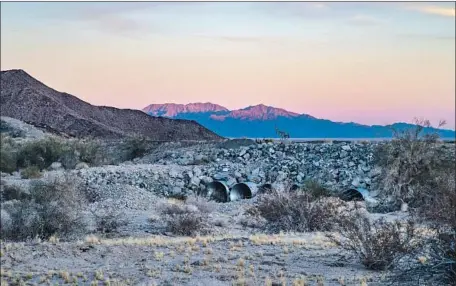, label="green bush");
[16,137,67,170]
[0,135,18,173]
[1,136,106,173]
[121,135,150,161]
[20,166,42,179]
